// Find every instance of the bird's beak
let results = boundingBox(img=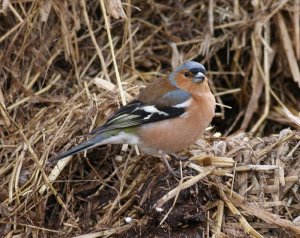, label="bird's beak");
[193,72,206,83]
